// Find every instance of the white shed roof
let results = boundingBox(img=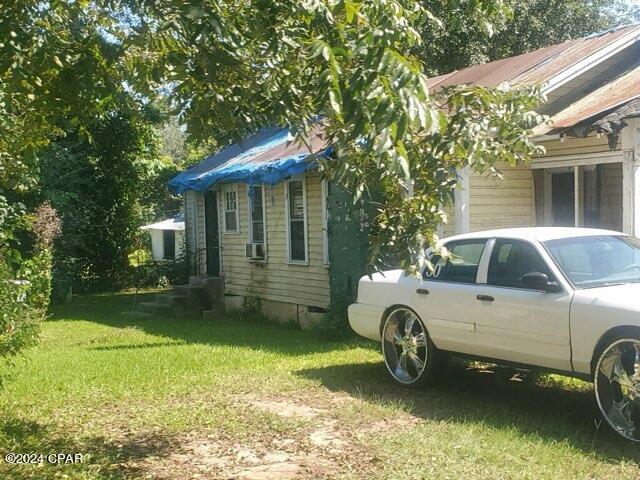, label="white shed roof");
[140,216,185,231]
